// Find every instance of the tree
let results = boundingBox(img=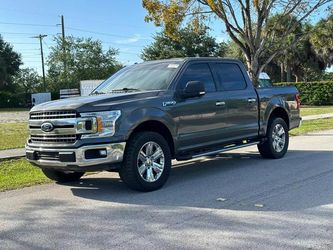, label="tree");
[47,36,123,92]
[142,0,332,84]
[12,68,41,95]
[0,35,22,90]
[310,13,333,68]
[224,41,246,63]
[141,25,227,60]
